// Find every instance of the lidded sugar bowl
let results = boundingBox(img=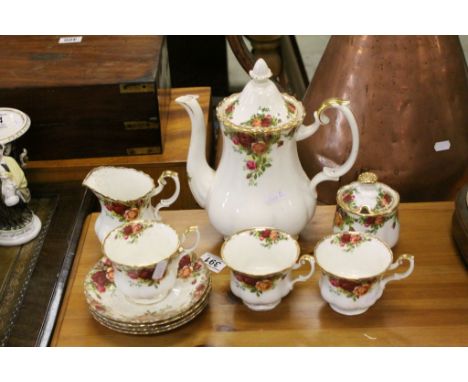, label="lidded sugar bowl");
[176,58,360,237]
[333,172,400,247]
